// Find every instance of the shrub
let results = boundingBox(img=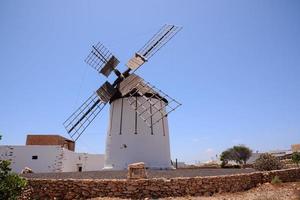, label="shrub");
[0,160,27,200]
[291,152,300,167]
[0,160,27,199]
[271,175,282,184]
[254,153,284,171]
